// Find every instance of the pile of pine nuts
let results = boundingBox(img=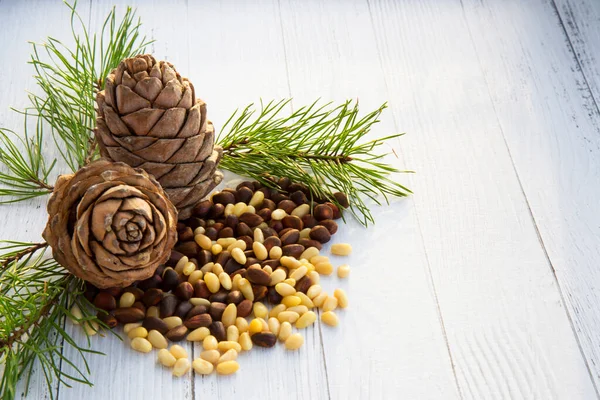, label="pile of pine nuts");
[71,178,352,377]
